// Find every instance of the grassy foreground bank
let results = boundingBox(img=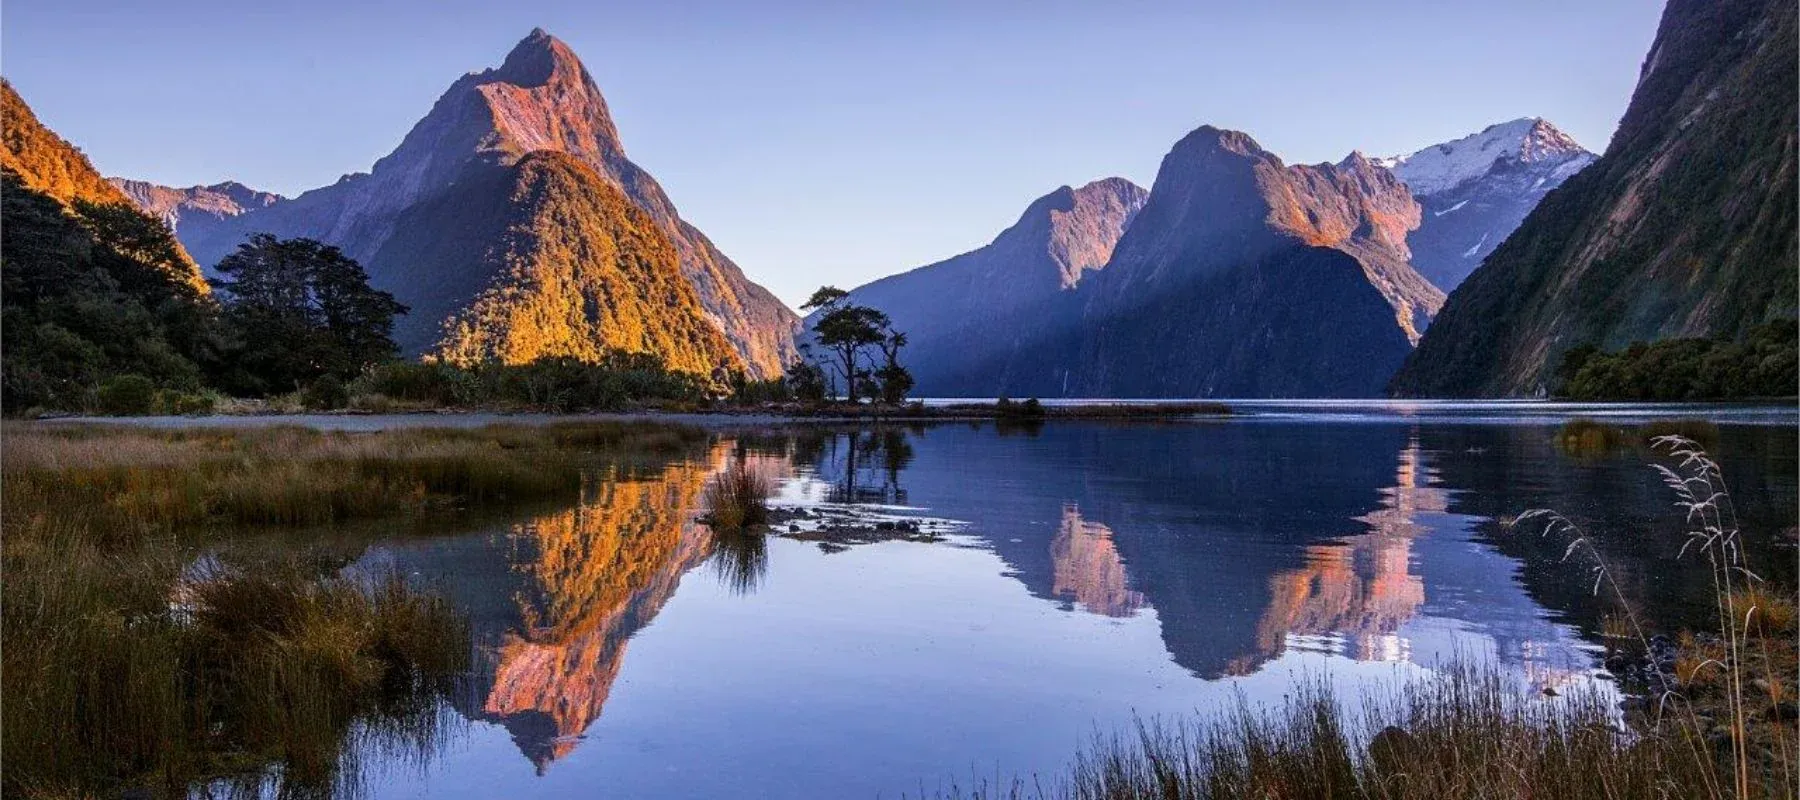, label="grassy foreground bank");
[939,659,1792,800]
[0,421,709,798]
